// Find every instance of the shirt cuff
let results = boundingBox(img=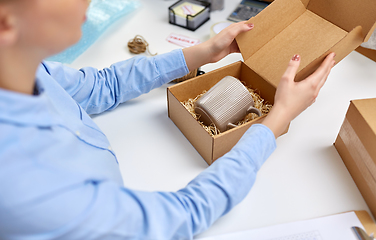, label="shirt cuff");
[231,123,277,171]
[154,49,190,84]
